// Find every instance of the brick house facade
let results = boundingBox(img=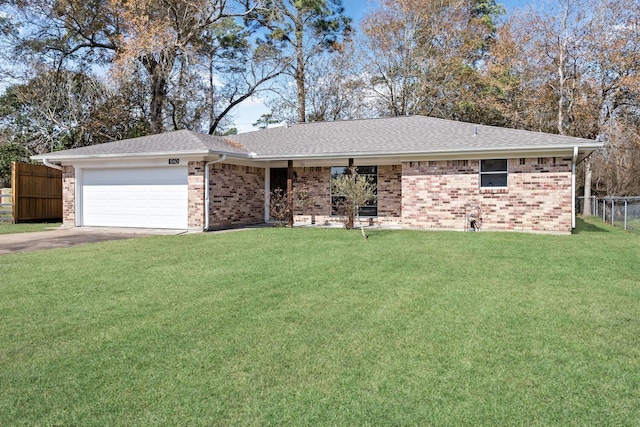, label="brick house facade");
[284,158,571,233]
[60,157,574,233]
[35,116,601,234]
[401,157,572,233]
